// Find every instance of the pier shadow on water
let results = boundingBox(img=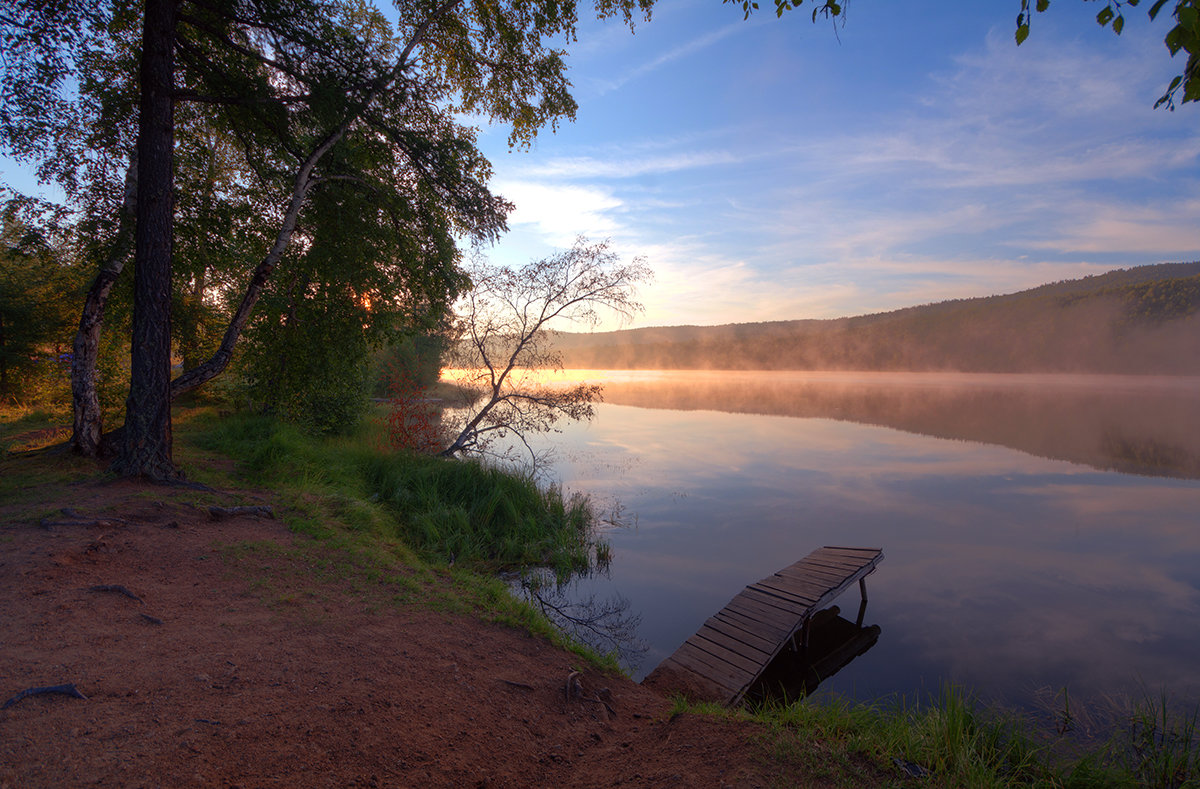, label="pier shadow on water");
[746,604,882,704]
